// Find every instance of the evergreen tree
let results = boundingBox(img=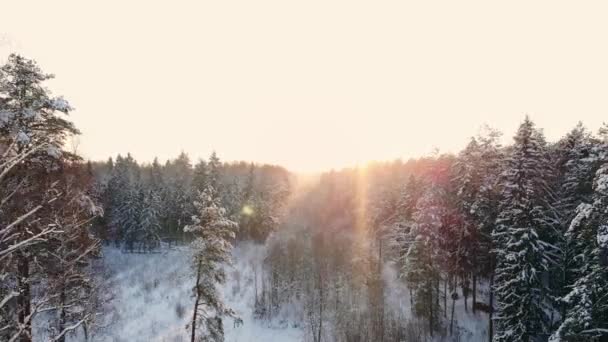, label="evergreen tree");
[165,152,194,241]
[0,54,84,342]
[149,157,164,191]
[45,164,102,342]
[453,128,503,324]
[554,123,596,219]
[192,159,208,193]
[492,117,558,342]
[185,153,239,342]
[403,232,442,334]
[552,123,601,320]
[406,162,453,335]
[207,151,221,191]
[139,188,162,251]
[550,152,608,341]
